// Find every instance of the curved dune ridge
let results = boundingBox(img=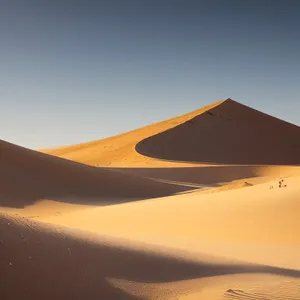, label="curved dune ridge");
[1,98,300,299]
[136,99,300,165]
[40,98,300,193]
[42,98,300,166]
[41,99,225,166]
